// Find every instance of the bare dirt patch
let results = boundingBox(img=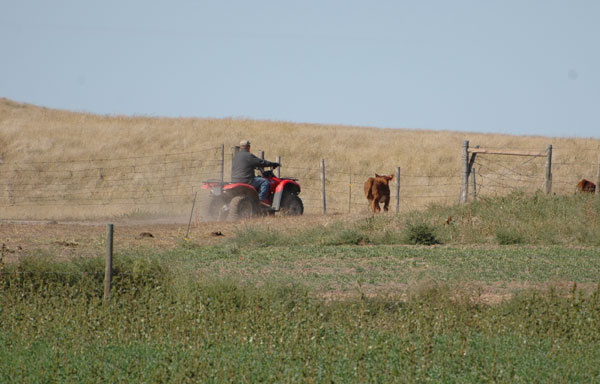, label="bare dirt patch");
[0,214,352,263]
